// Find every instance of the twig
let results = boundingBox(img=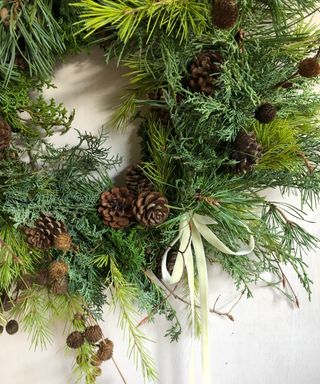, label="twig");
[298,152,315,174]
[272,71,299,89]
[112,357,128,384]
[269,204,293,226]
[209,292,245,322]
[273,259,300,308]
